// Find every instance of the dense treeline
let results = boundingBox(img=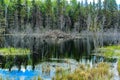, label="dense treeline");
[0,0,120,33]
